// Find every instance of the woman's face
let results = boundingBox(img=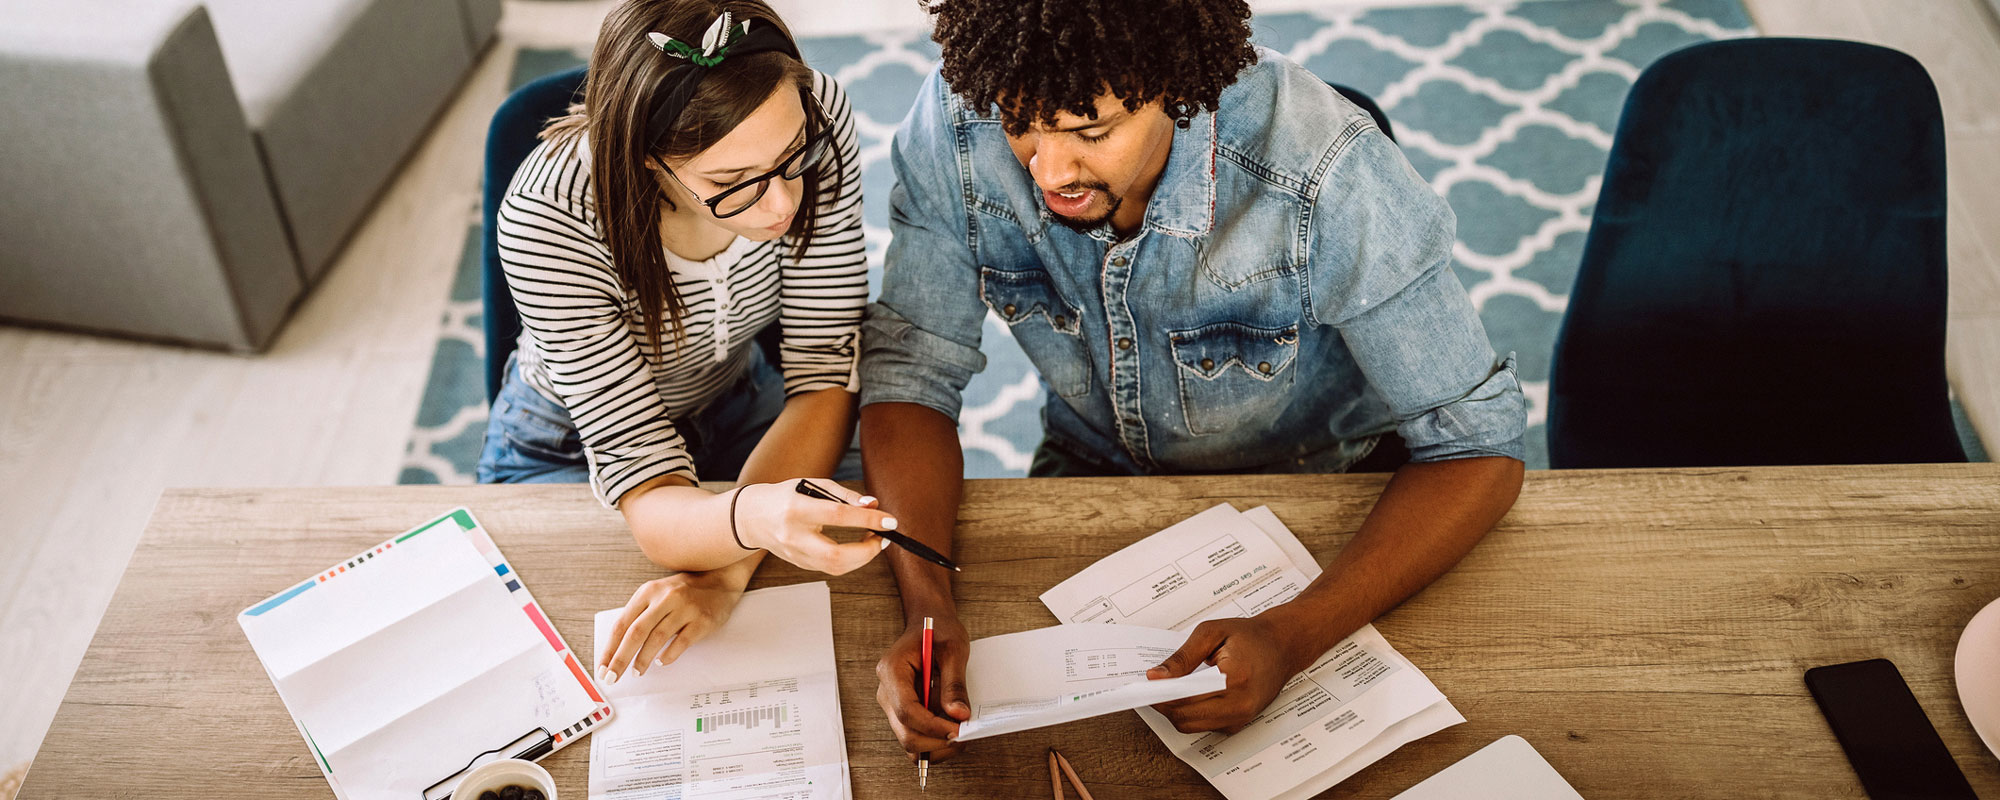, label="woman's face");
[653,85,810,242]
